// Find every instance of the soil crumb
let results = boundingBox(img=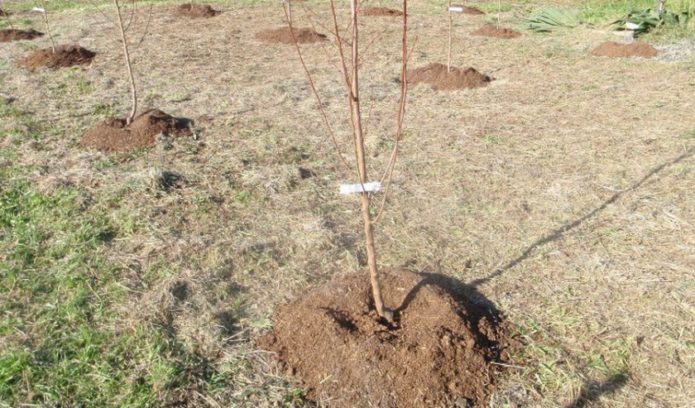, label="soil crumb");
[591,41,658,58]
[174,3,220,18]
[16,45,95,70]
[80,109,192,153]
[259,270,517,407]
[255,27,327,44]
[0,29,43,42]
[360,7,404,17]
[472,25,521,39]
[408,63,492,91]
